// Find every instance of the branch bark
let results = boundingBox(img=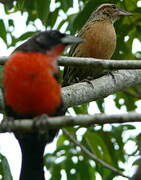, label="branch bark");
[1,56,141,70]
[58,56,141,70]
[62,69,141,108]
[1,112,141,132]
[133,164,141,180]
